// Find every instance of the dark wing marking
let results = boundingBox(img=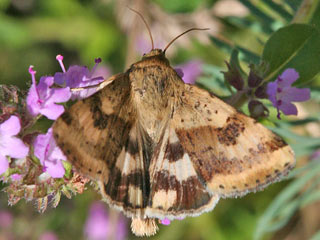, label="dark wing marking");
[146,126,219,220]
